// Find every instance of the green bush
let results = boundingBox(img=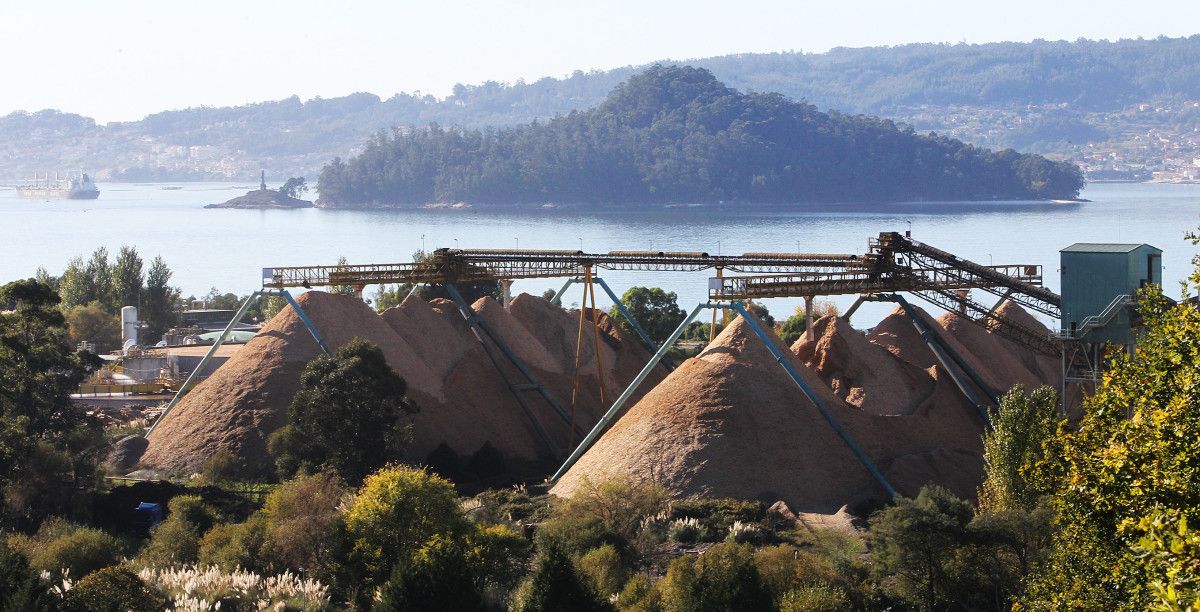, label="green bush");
[753,544,838,602]
[374,534,483,611]
[578,544,630,598]
[166,494,220,532]
[137,515,200,567]
[60,566,162,612]
[344,465,466,585]
[509,541,611,612]
[658,555,698,610]
[779,584,849,612]
[658,542,772,612]
[136,495,220,567]
[33,528,123,579]
[465,523,532,593]
[468,487,549,525]
[193,471,347,576]
[535,513,622,560]
[259,470,346,573]
[197,516,266,571]
[617,573,661,612]
[9,518,124,579]
[198,448,241,486]
[796,528,866,569]
[0,539,52,611]
[542,476,668,555]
